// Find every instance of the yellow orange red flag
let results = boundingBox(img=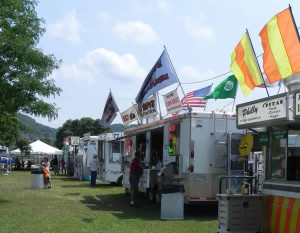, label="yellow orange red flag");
[230,32,263,96]
[259,7,300,83]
